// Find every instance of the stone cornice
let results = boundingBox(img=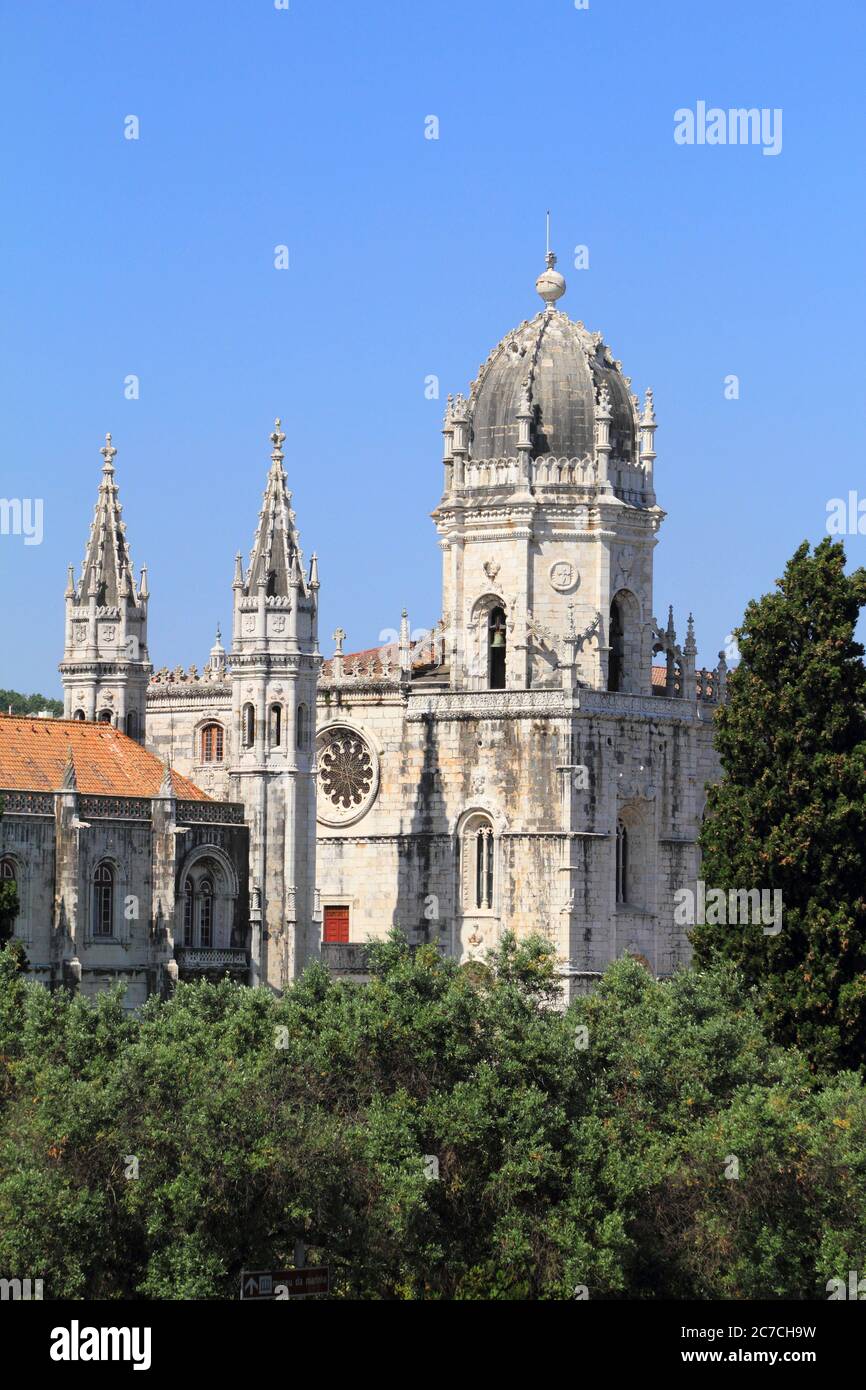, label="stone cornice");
[147,690,232,710]
[61,661,153,677]
[578,689,708,724]
[318,680,405,697]
[407,690,570,721]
